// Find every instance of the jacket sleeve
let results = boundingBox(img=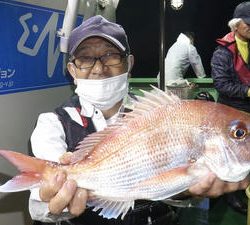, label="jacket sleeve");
[188,45,206,78]
[30,112,67,162]
[29,195,74,222]
[29,112,72,222]
[211,46,249,98]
